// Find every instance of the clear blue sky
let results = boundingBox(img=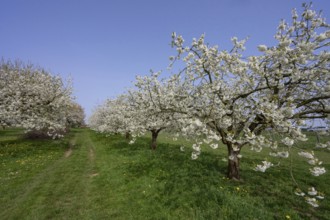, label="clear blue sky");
[1,0,329,118]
